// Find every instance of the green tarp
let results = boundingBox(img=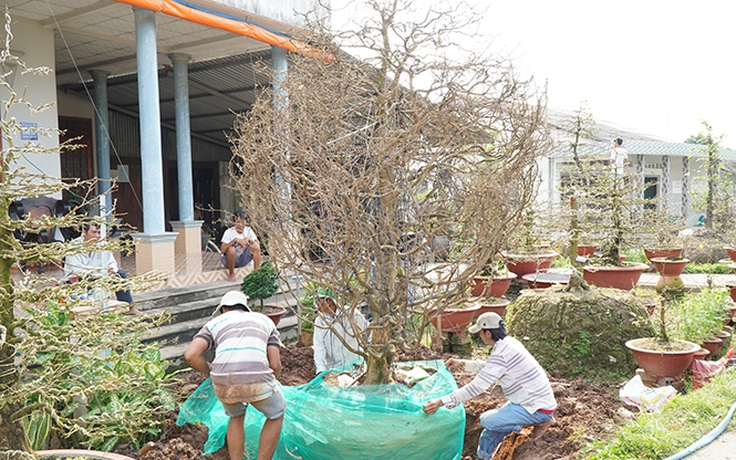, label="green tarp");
[177,359,465,459]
